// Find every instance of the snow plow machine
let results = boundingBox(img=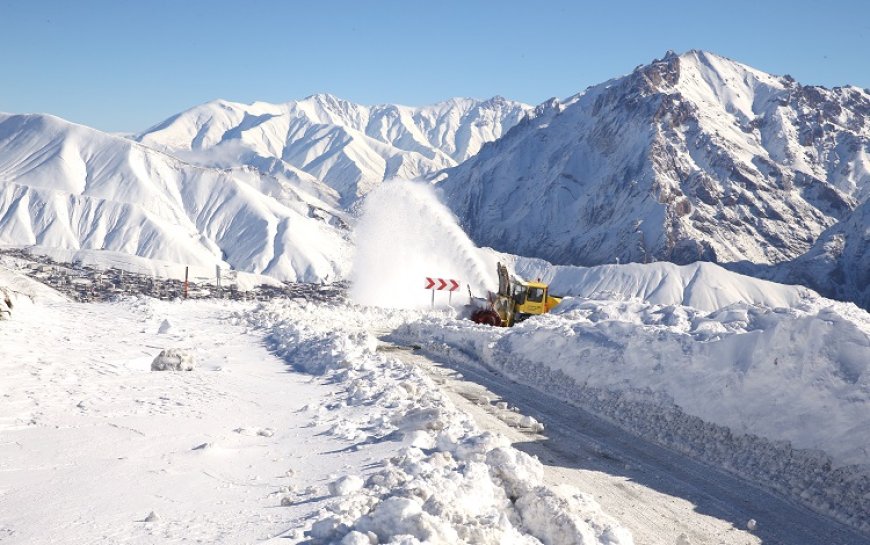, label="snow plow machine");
[469,263,562,327]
